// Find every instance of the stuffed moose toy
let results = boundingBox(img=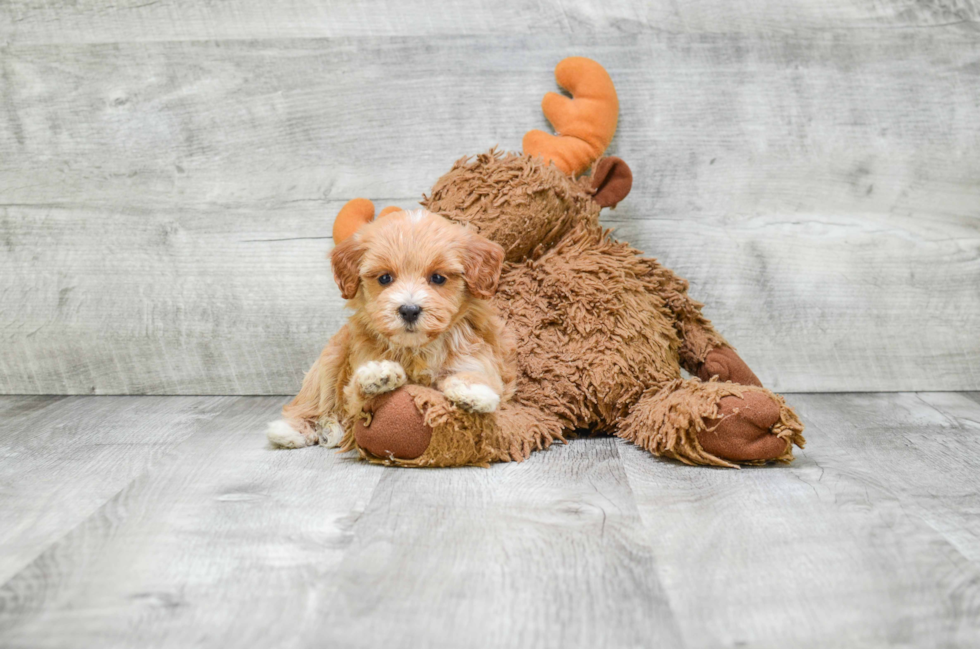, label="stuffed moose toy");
[278,57,805,468]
